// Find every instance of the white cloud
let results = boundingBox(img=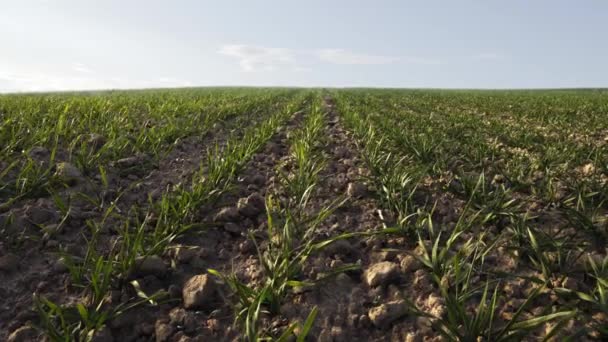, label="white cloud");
[218,44,295,72]
[315,49,401,65]
[218,44,440,70]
